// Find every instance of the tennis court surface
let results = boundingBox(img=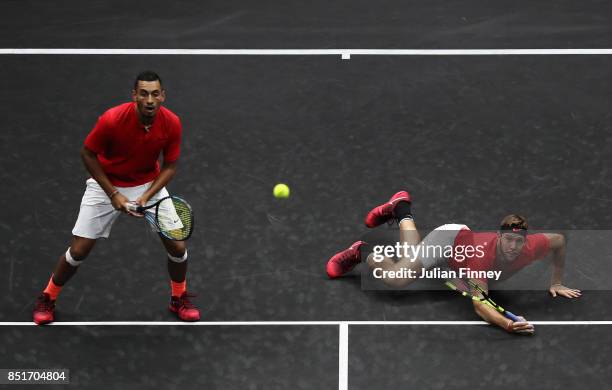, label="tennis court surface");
[1,0,612,388]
